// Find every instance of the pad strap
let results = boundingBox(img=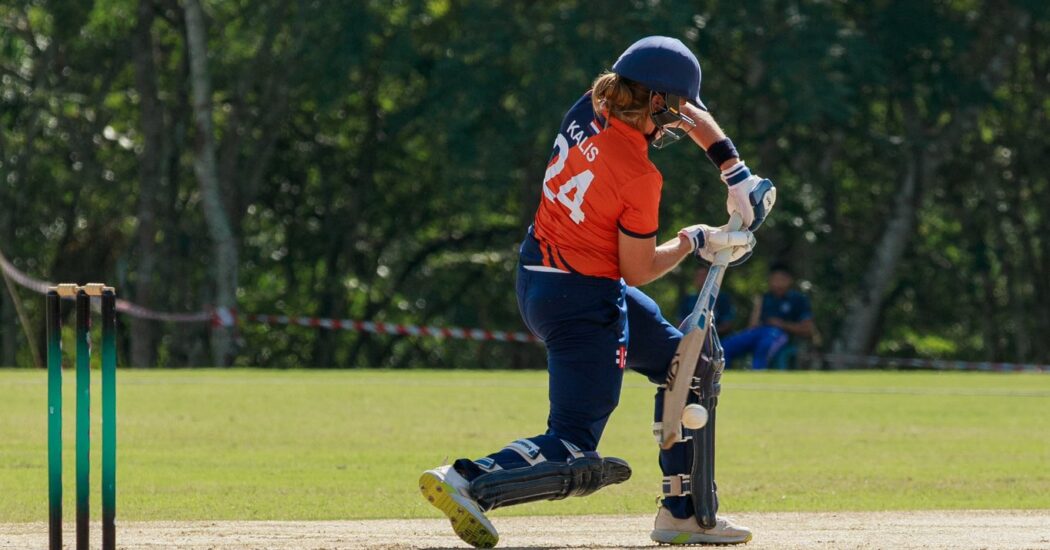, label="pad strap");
[560,439,586,460]
[652,422,691,444]
[502,438,547,466]
[474,457,503,473]
[663,474,692,497]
